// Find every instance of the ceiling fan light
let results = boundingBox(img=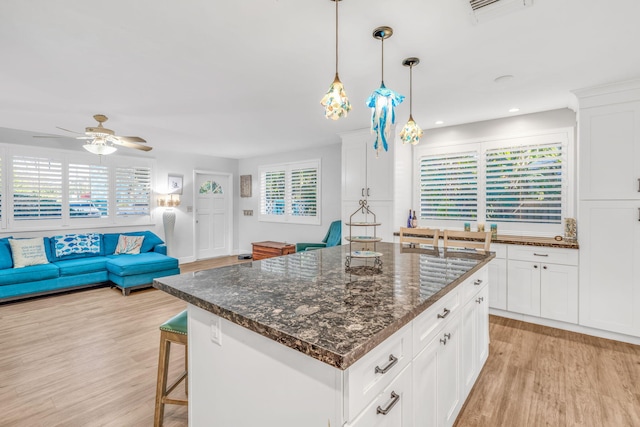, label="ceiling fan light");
[83,143,117,155]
